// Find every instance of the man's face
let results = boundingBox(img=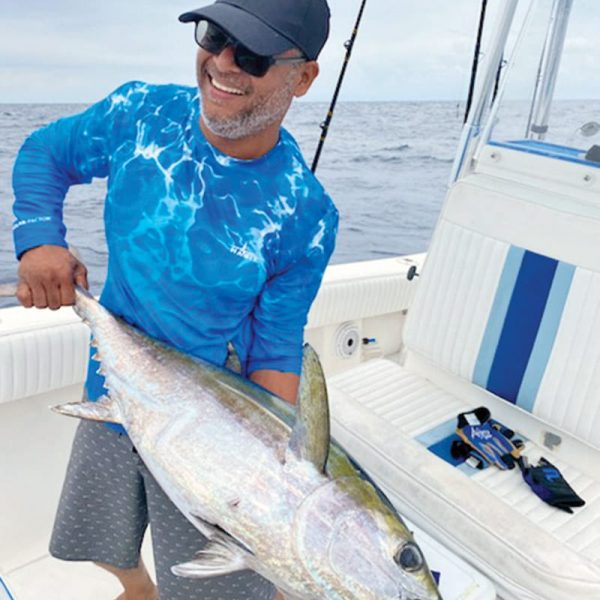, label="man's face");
[196,44,312,140]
